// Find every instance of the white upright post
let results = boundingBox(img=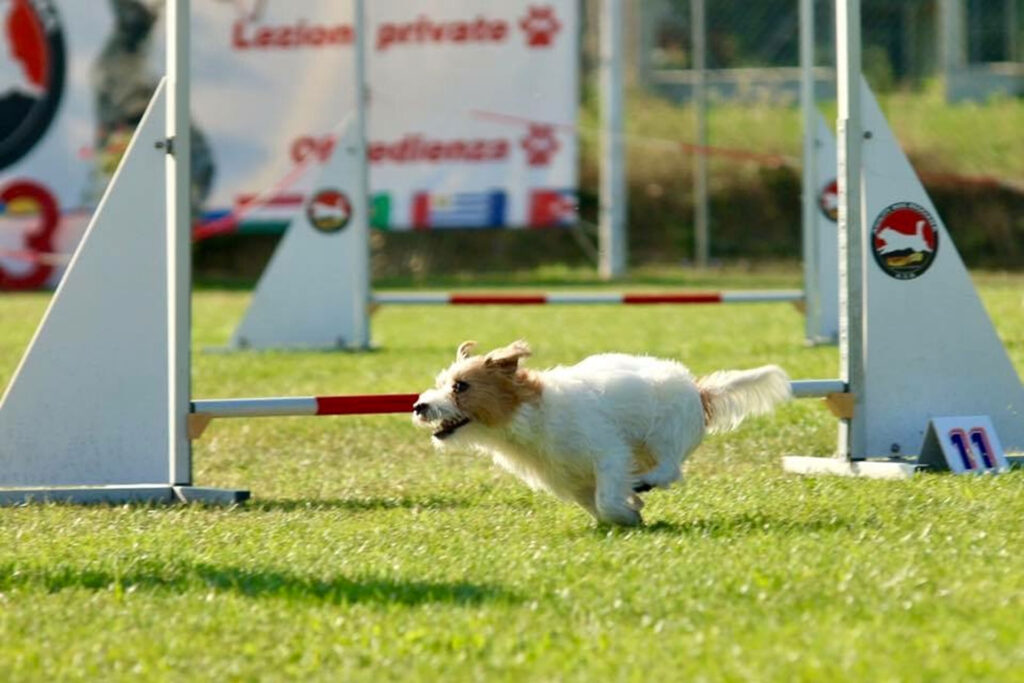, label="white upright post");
[350,0,371,348]
[598,0,626,279]
[810,113,840,344]
[939,0,967,101]
[835,0,865,461]
[691,0,709,267]
[799,0,821,341]
[167,0,191,485]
